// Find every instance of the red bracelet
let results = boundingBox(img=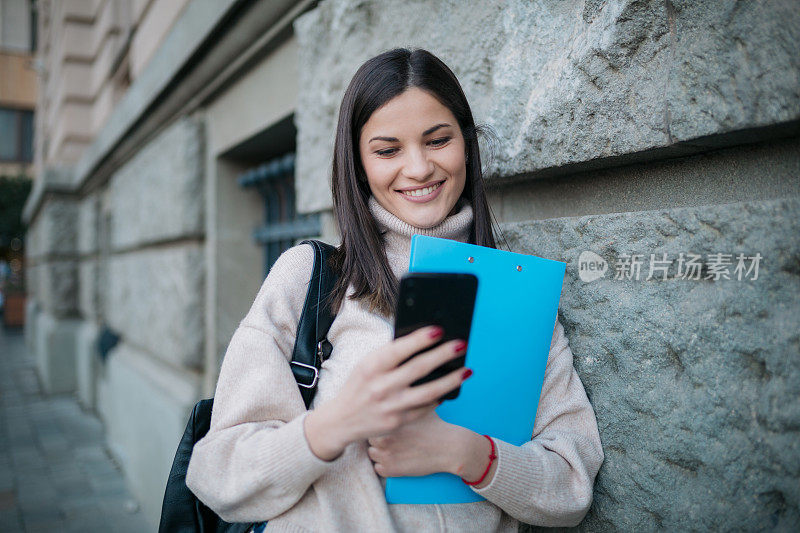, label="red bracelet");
[461,435,497,486]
